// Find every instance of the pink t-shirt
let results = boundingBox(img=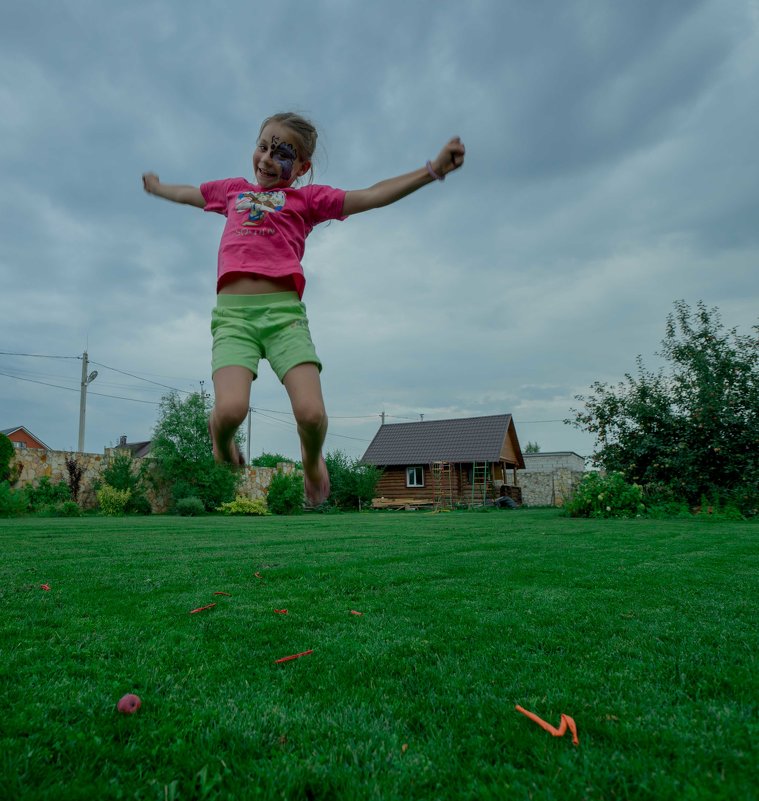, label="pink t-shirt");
[200,178,347,298]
